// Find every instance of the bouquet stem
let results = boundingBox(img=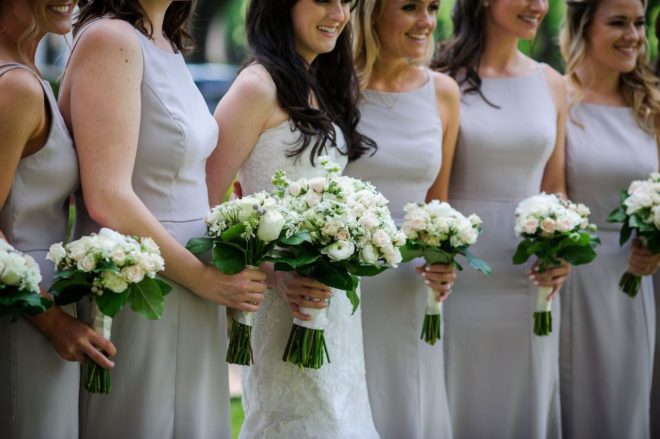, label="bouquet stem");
[420,287,442,345]
[533,286,553,336]
[619,271,642,298]
[84,301,112,394]
[282,305,330,369]
[226,311,254,365]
